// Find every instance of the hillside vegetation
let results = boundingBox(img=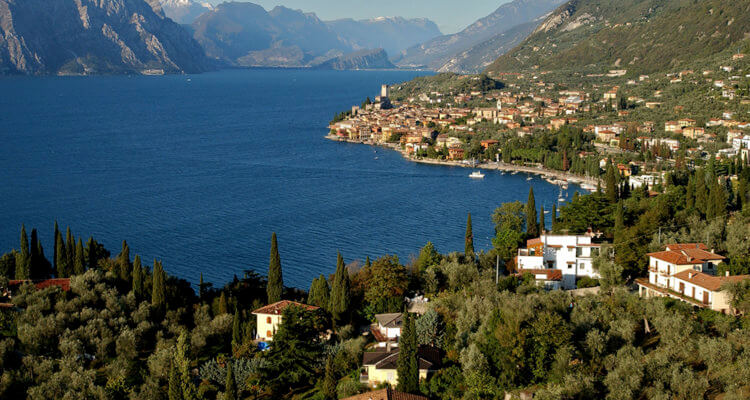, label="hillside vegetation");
[487,0,750,75]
